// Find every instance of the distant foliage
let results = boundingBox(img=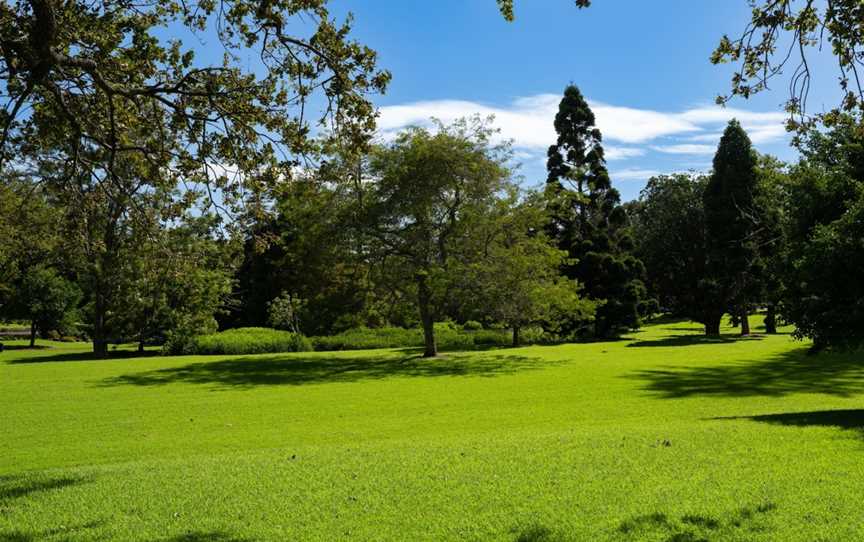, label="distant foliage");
[169,328,313,356]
